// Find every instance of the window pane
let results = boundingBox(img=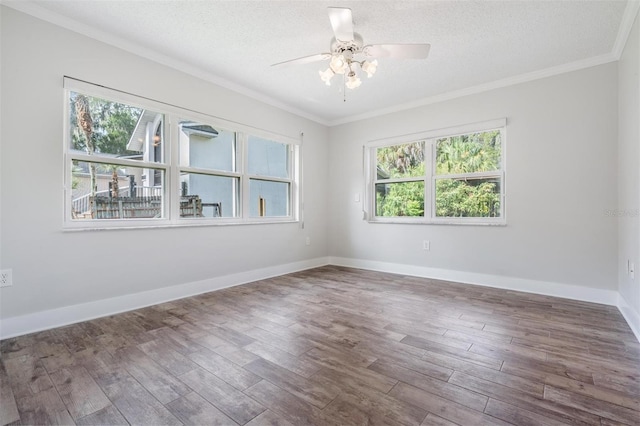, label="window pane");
[179,121,236,172]
[248,136,289,178]
[376,142,425,179]
[375,181,424,217]
[435,130,501,175]
[71,160,164,219]
[179,173,238,218]
[249,179,289,217]
[69,92,164,162]
[435,177,501,218]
